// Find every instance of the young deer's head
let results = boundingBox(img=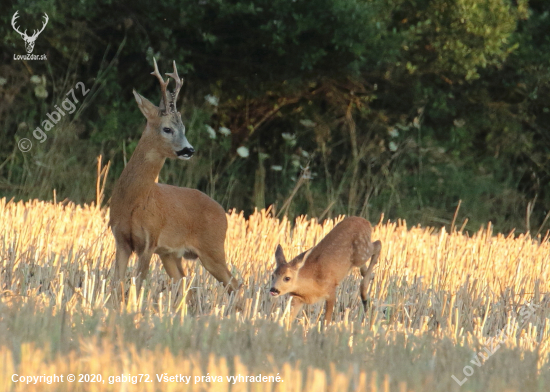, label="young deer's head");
[269,245,312,297]
[133,59,194,160]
